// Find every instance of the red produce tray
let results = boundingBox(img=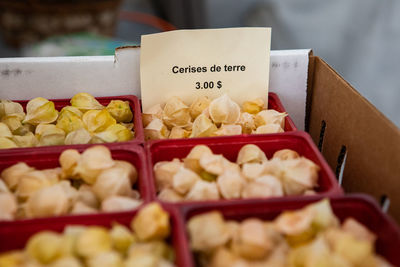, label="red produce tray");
[182,194,400,266]
[145,131,343,206]
[0,95,144,154]
[0,203,192,267]
[0,144,152,221]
